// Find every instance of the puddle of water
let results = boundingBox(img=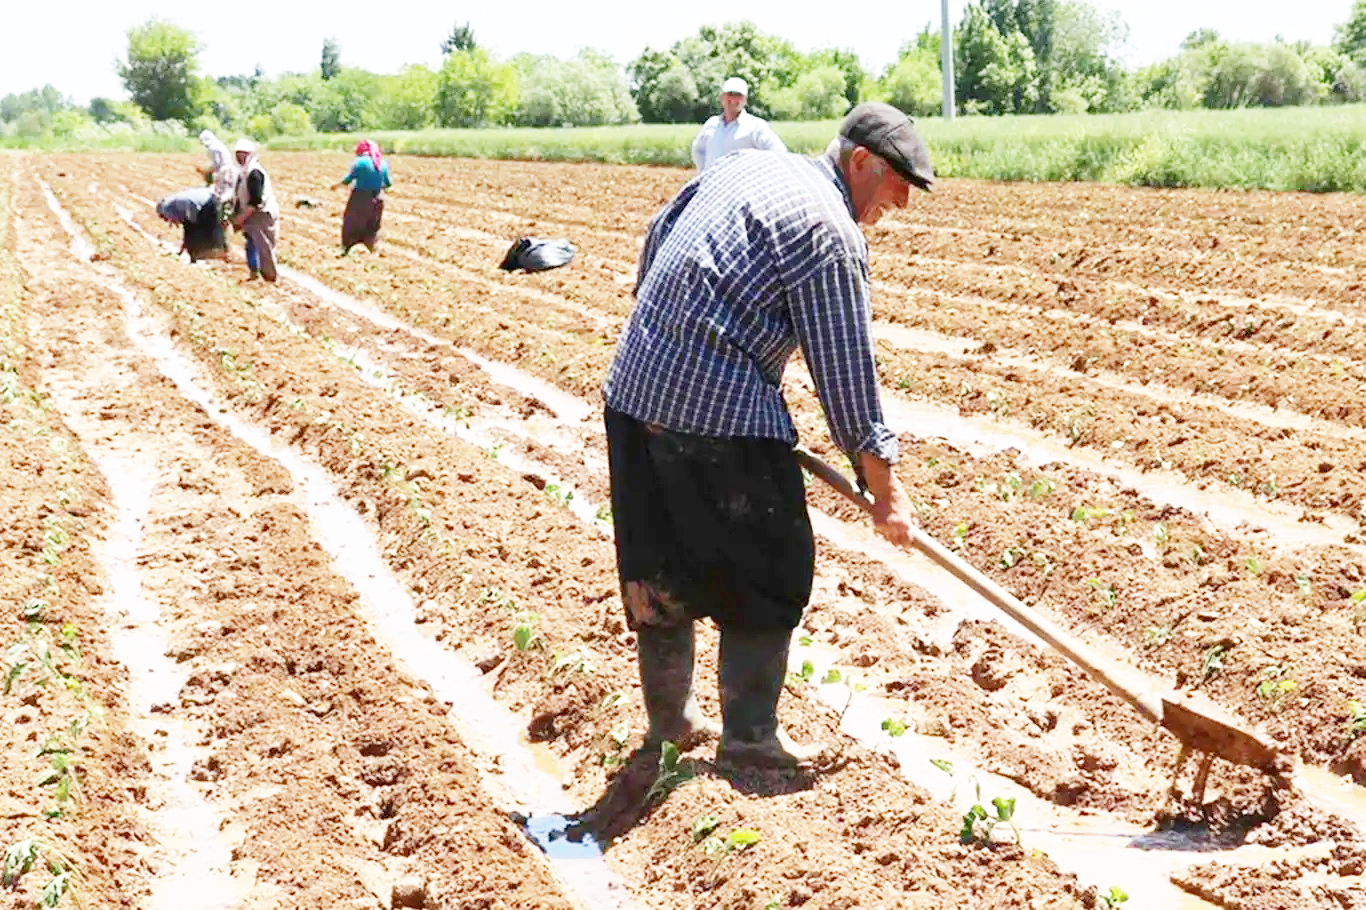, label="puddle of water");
[1296,765,1366,834]
[48,188,638,910]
